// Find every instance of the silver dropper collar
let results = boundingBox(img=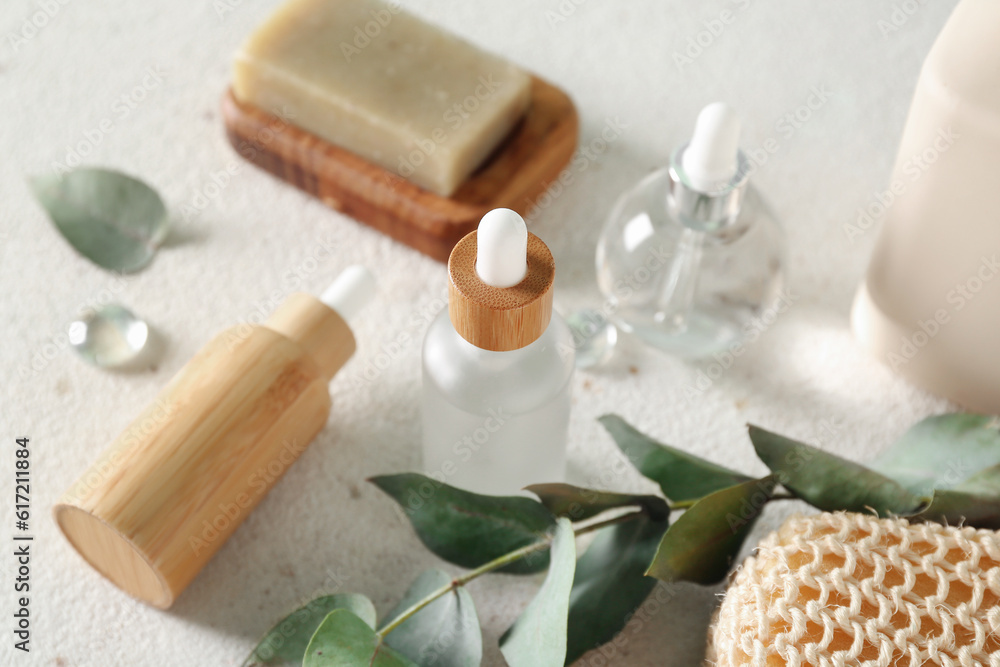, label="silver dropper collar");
[667,142,751,232]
